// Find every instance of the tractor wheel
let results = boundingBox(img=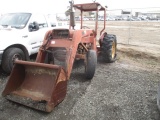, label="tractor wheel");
[2,48,25,73]
[157,83,160,111]
[85,50,97,79]
[101,34,117,63]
